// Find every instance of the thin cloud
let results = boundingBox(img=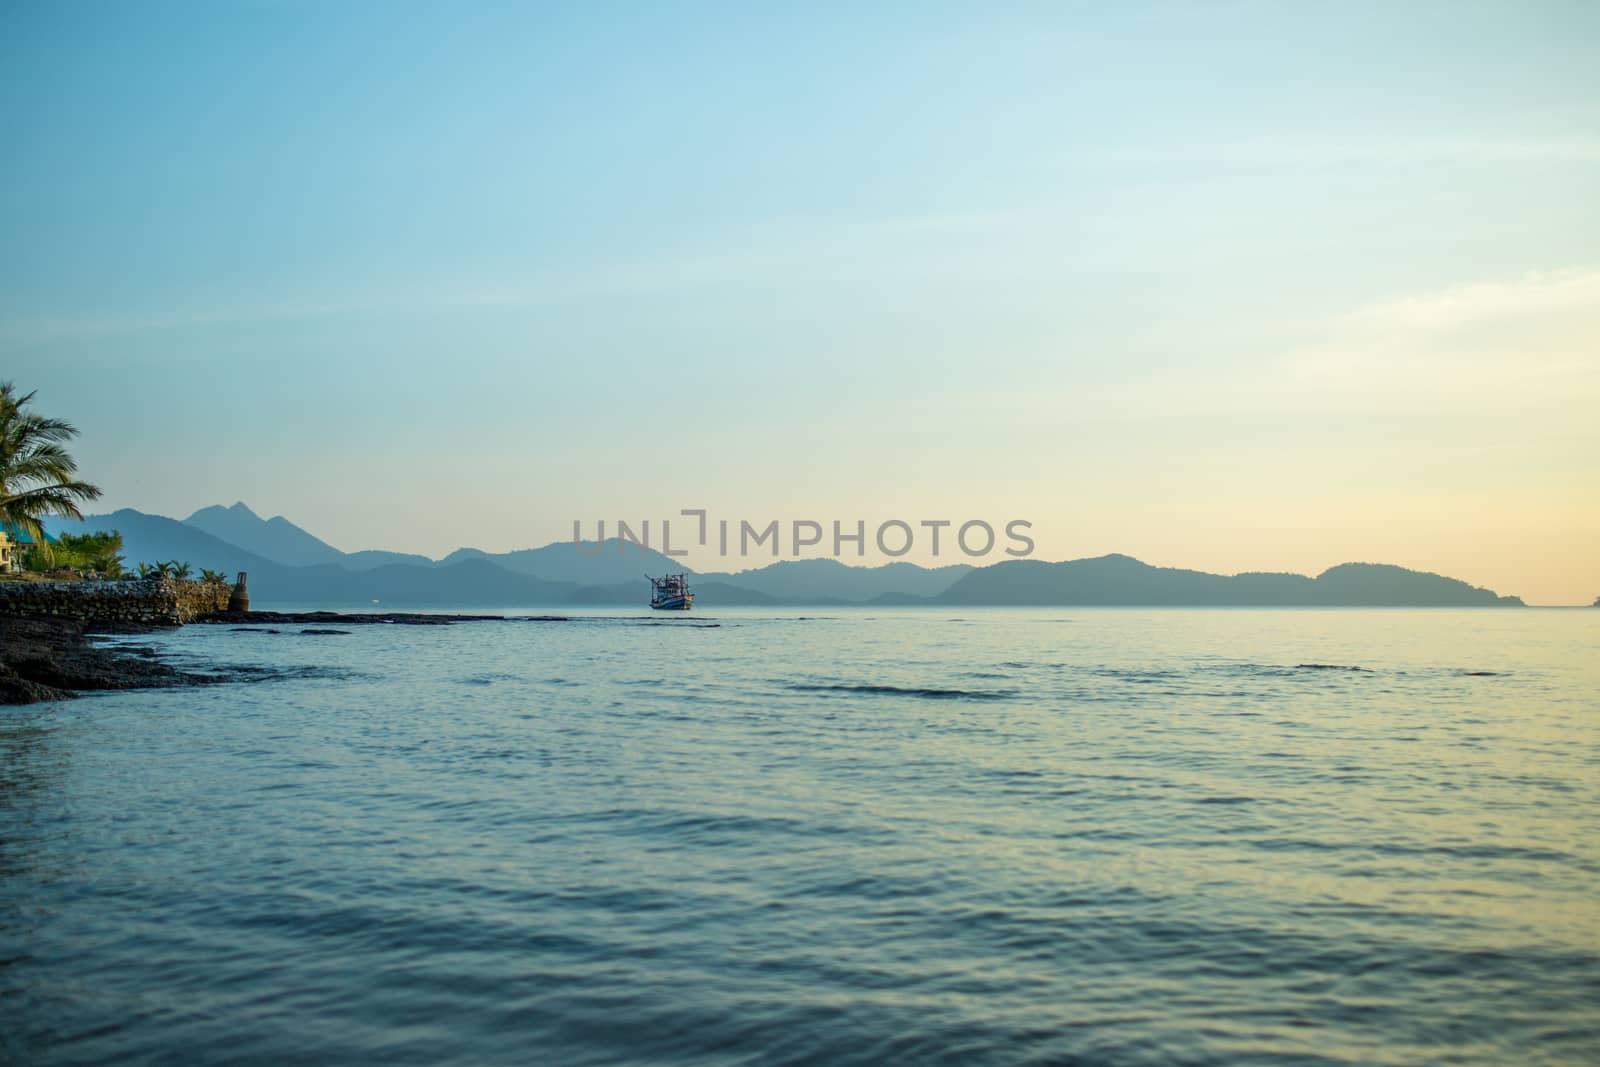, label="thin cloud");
[965,266,1600,422]
[1345,267,1600,330]
[1095,136,1600,168]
